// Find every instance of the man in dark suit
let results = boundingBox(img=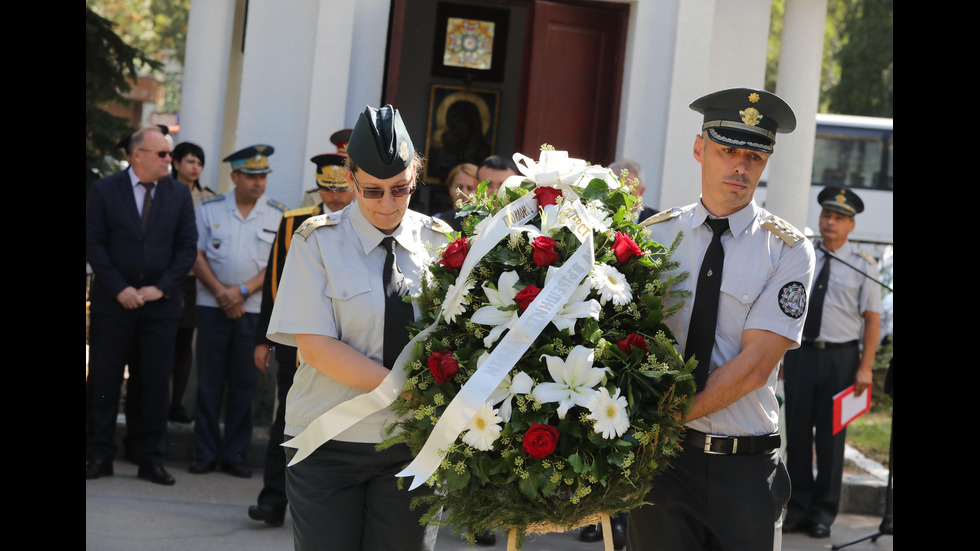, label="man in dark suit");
[86,126,198,485]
